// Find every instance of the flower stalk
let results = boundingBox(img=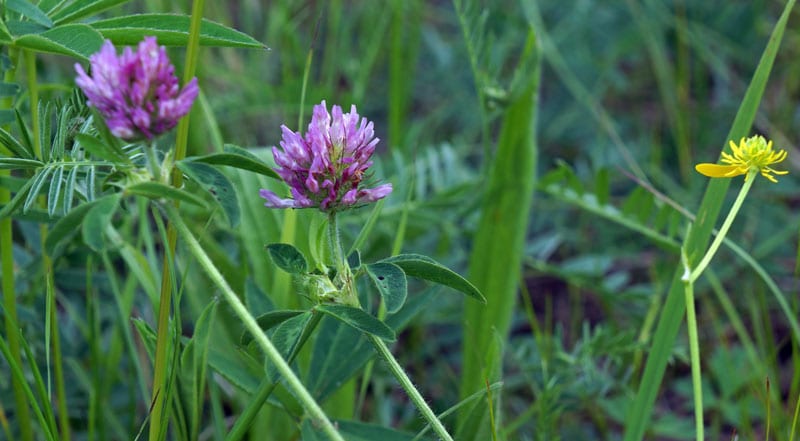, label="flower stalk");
[163,204,345,441]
